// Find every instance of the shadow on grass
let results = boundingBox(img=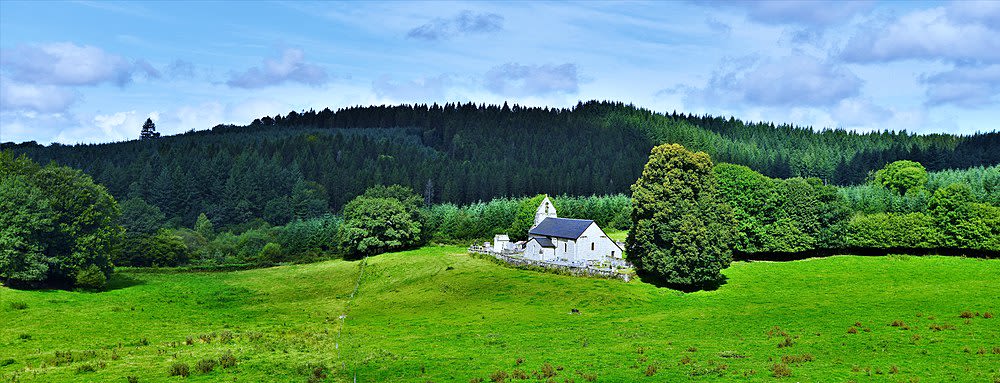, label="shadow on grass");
[634,269,728,292]
[104,273,145,291]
